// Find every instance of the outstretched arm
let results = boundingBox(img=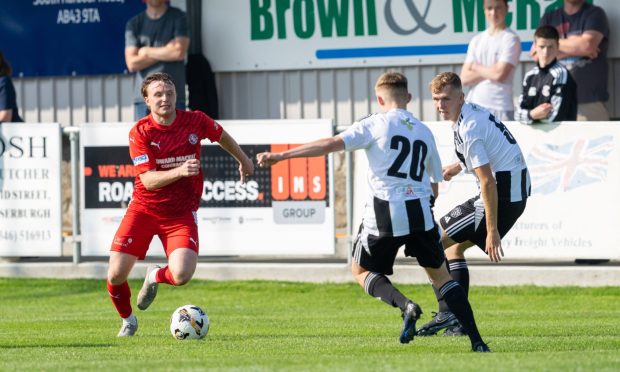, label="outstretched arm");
[218,129,254,184]
[256,136,345,167]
